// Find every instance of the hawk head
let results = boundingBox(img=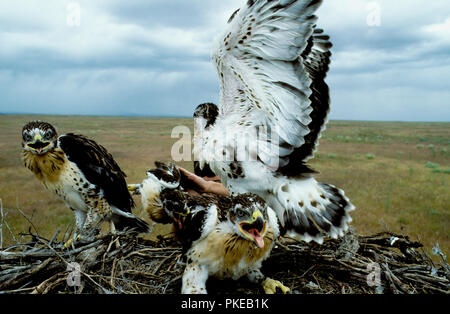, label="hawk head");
[193,103,219,129]
[22,121,58,155]
[229,193,269,248]
[146,161,181,189]
[160,189,189,230]
[193,103,219,176]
